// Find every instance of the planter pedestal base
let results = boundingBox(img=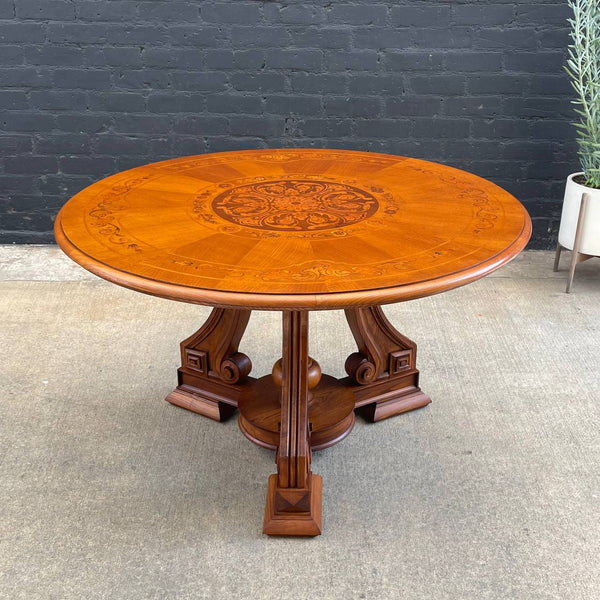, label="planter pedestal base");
[555,191,598,293]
